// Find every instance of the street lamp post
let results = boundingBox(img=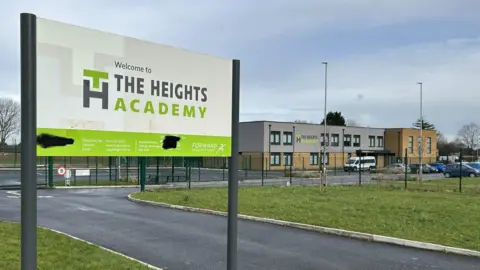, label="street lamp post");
[291,125,296,186]
[342,128,345,168]
[322,61,328,186]
[268,124,272,173]
[417,82,423,182]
